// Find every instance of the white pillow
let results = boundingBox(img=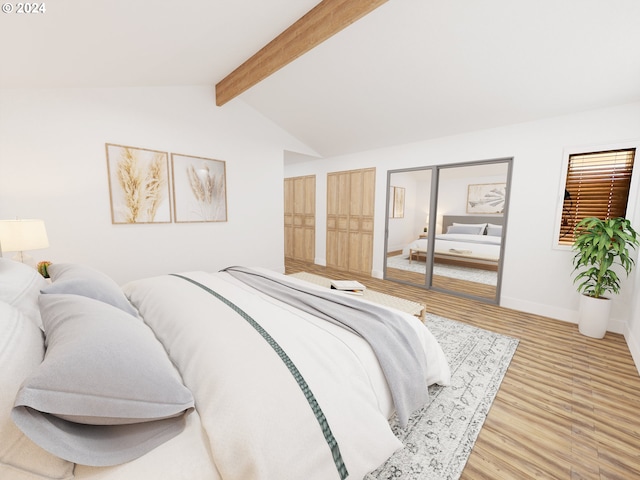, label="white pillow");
[12,294,195,466]
[0,301,74,479]
[452,222,487,234]
[487,224,503,236]
[41,263,138,316]
[447,224,486,235]
[0,258,48,329]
